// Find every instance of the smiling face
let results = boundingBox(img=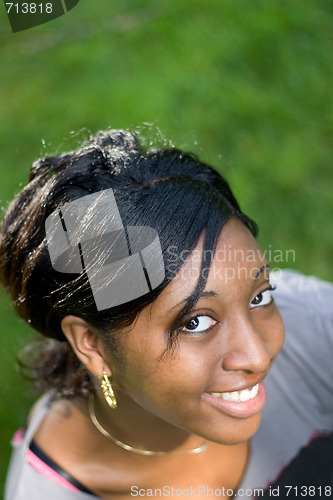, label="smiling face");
[107,217,285,446]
